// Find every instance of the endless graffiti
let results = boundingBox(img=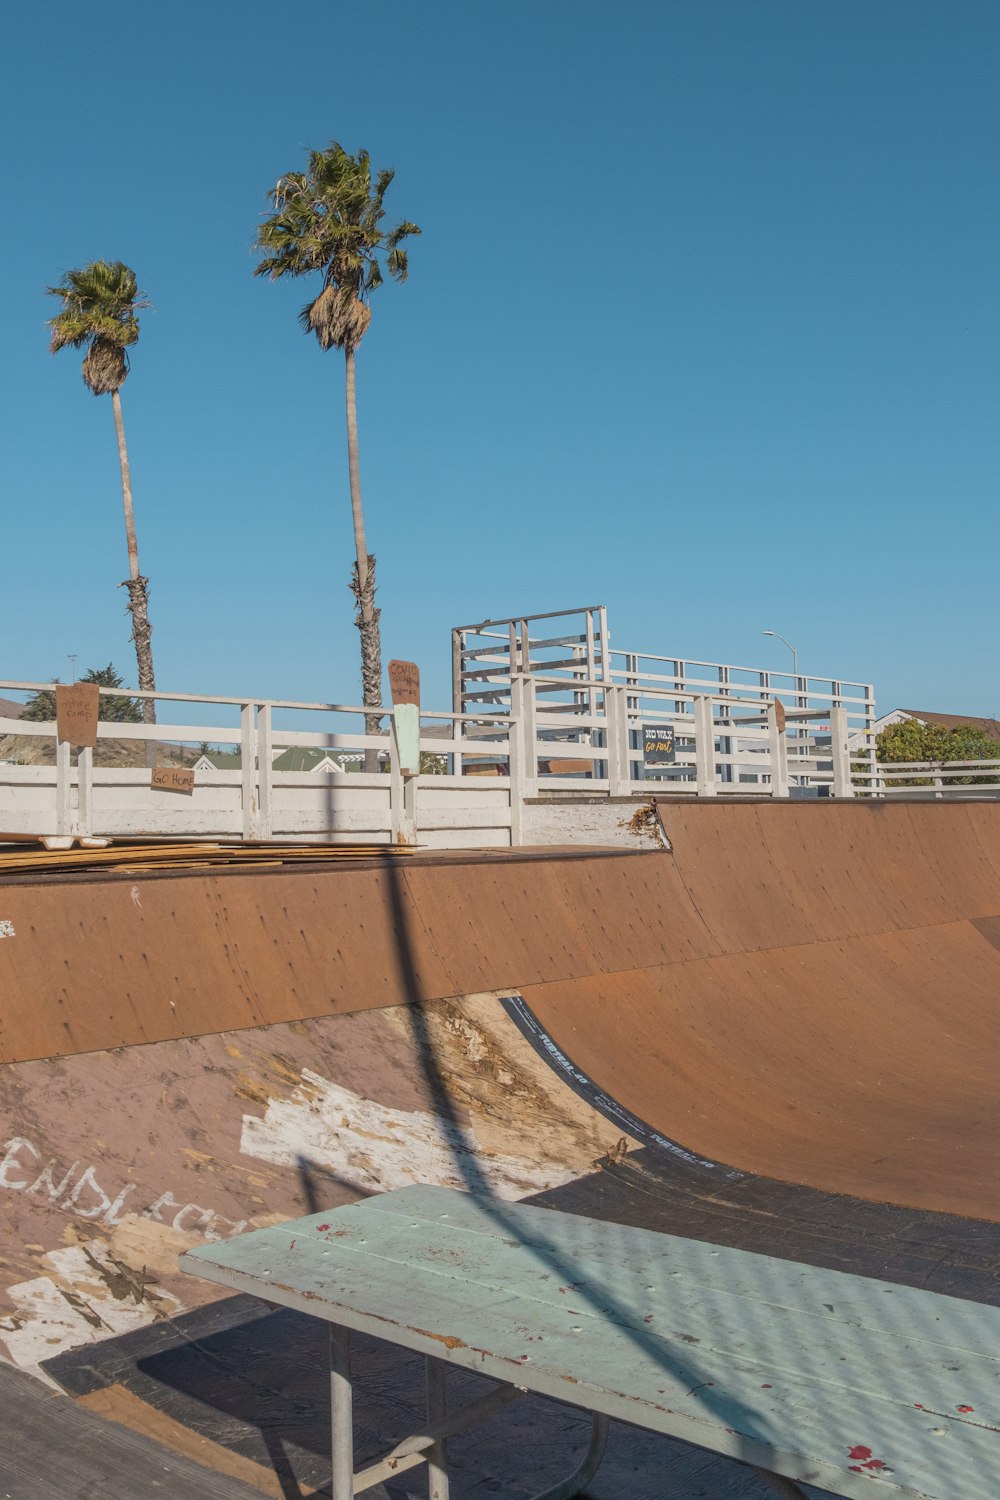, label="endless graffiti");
[0,1135,247,1240]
